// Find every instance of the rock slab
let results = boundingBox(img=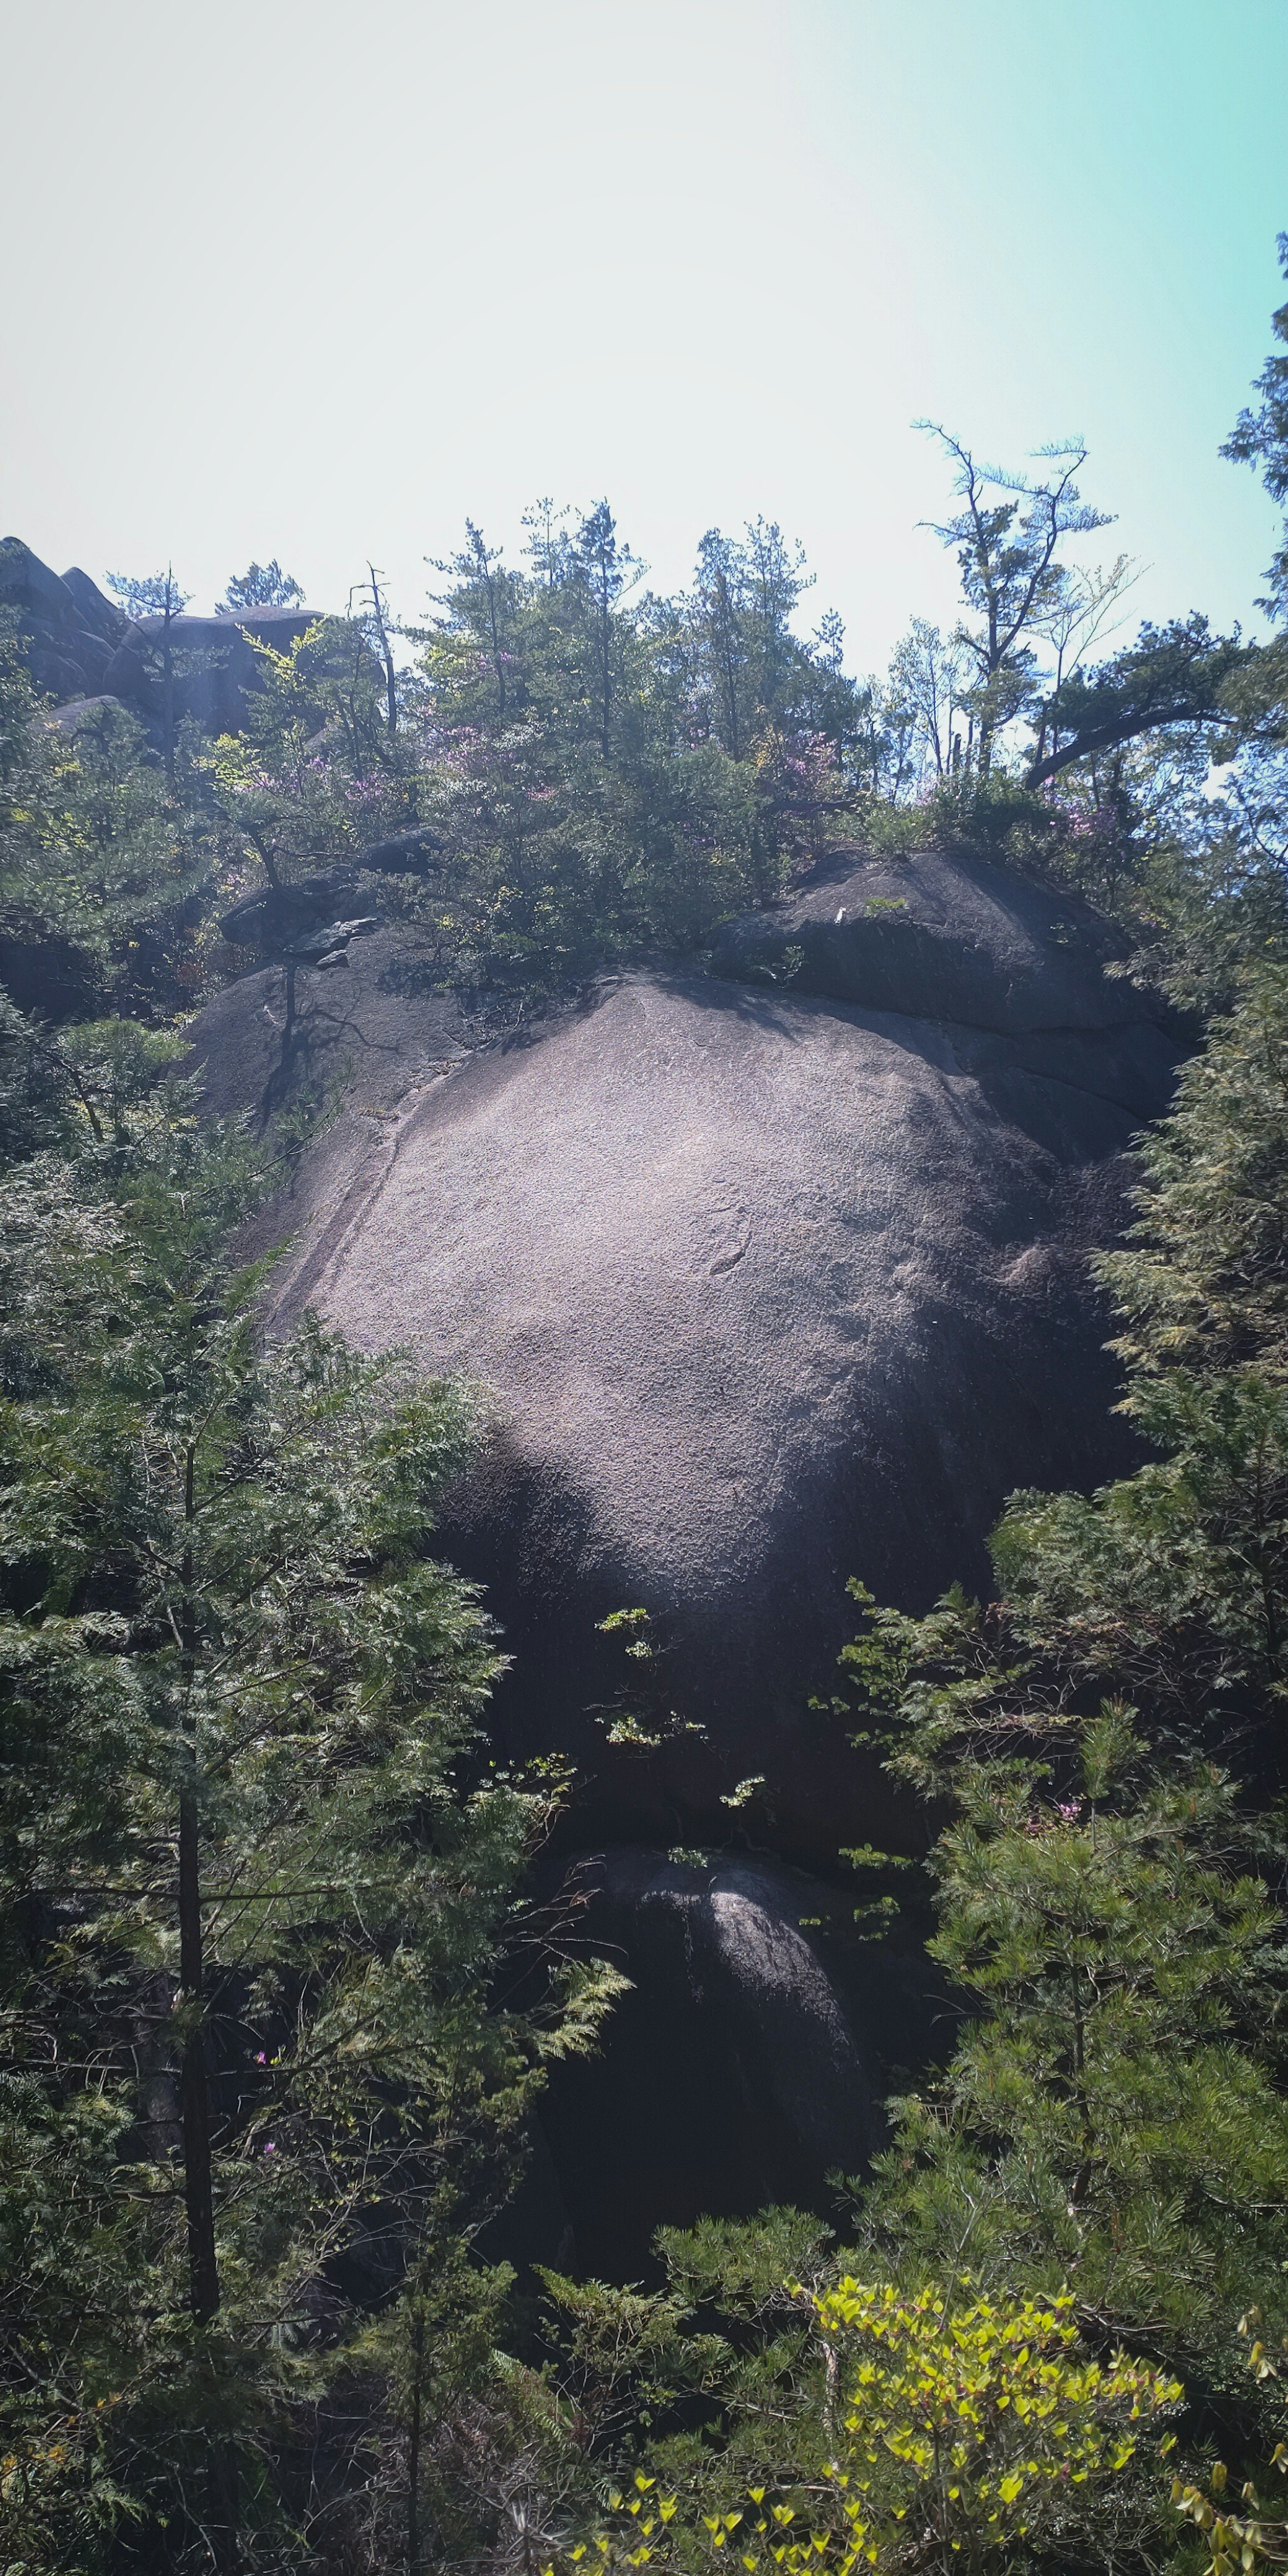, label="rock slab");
[192,846,1182,1859]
